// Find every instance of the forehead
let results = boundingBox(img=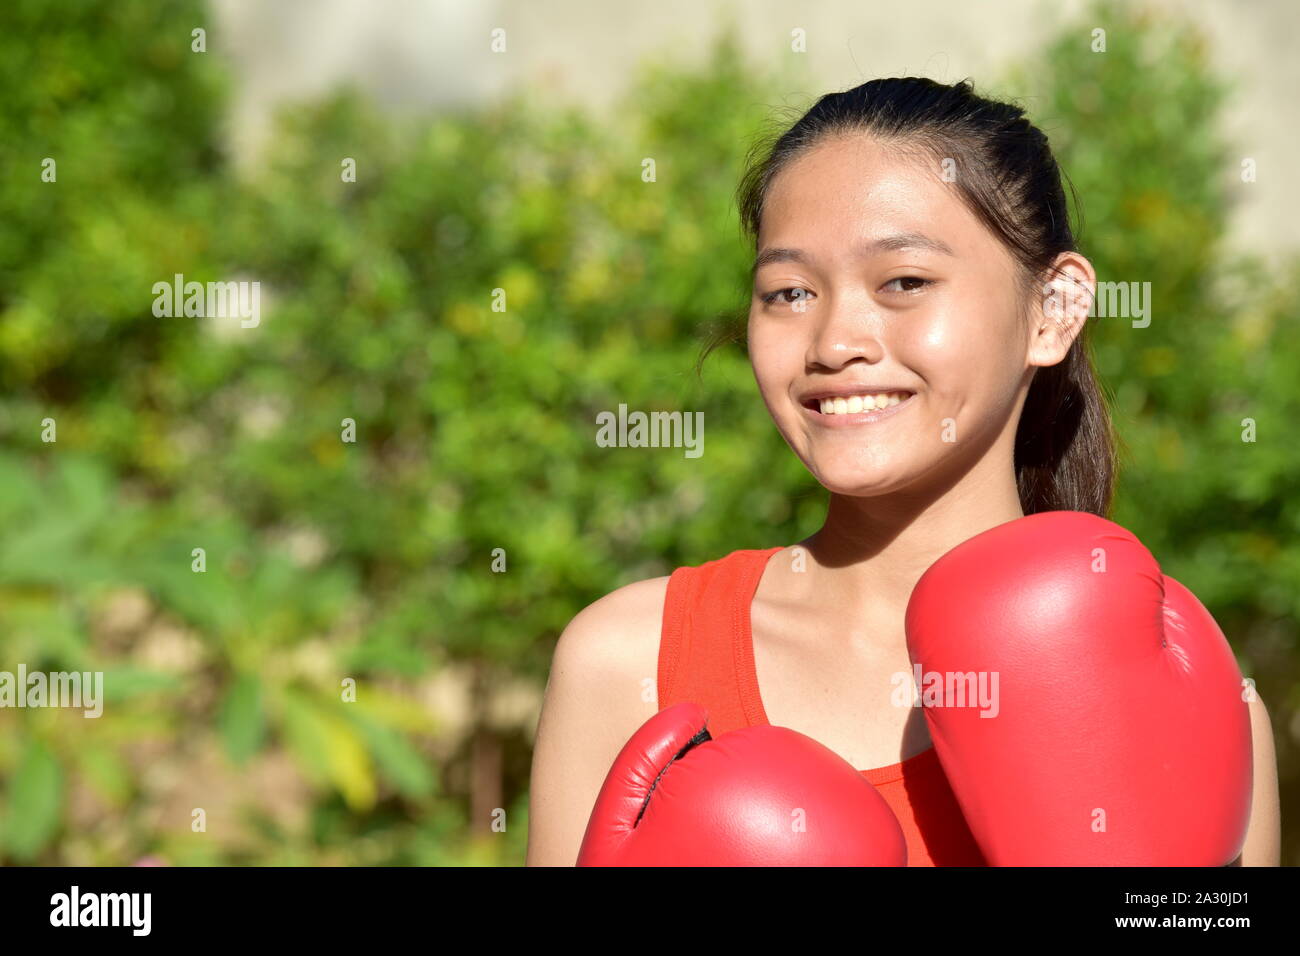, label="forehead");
[759,134,984,254]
